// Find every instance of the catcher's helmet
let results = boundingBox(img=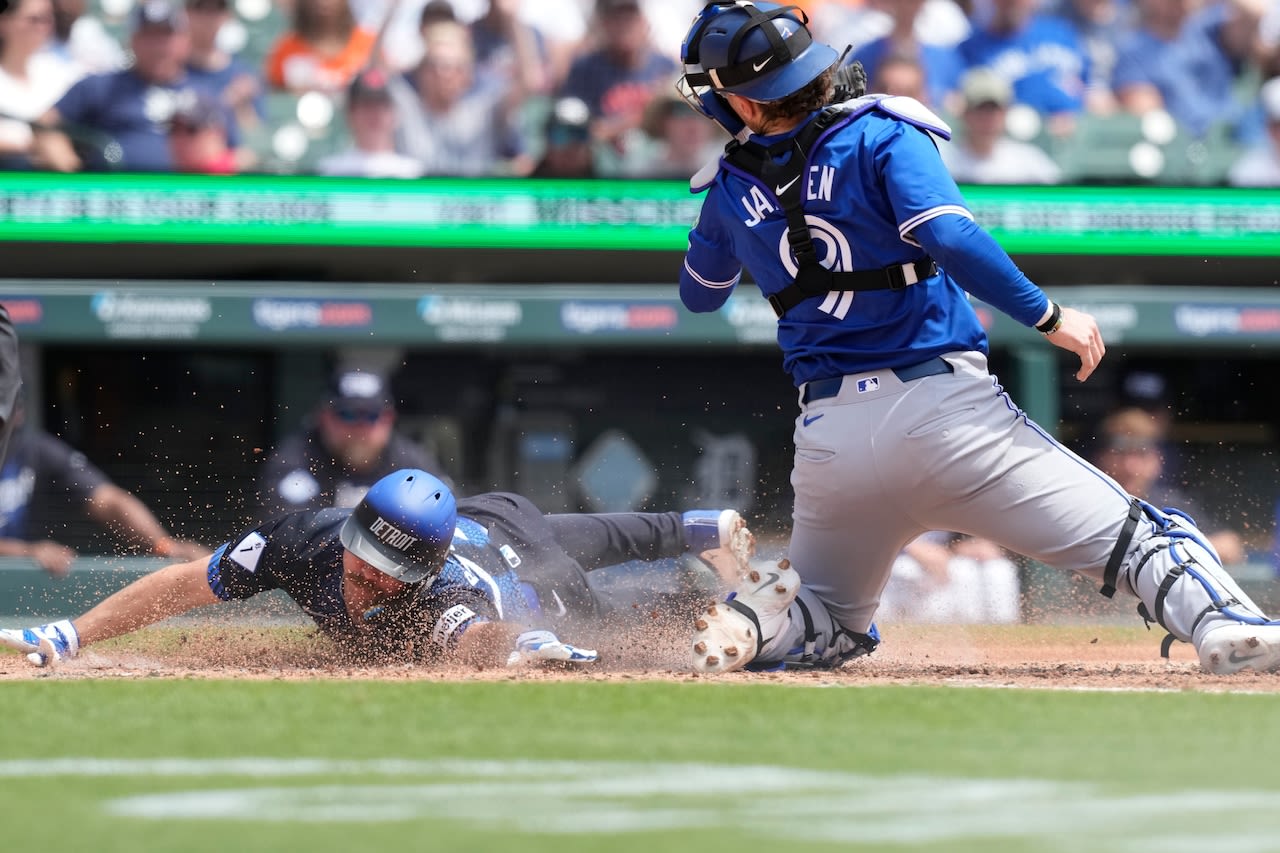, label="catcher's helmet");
[678,2,838,134]
[340,469,456,584]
